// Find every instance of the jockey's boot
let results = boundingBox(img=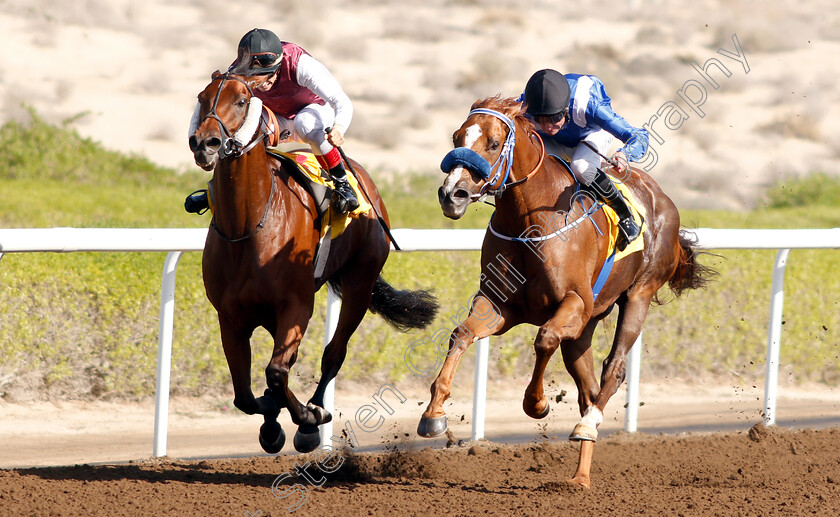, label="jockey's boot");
[184,189,209,215]
[589,169,640,251]
[329,163,360,214]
